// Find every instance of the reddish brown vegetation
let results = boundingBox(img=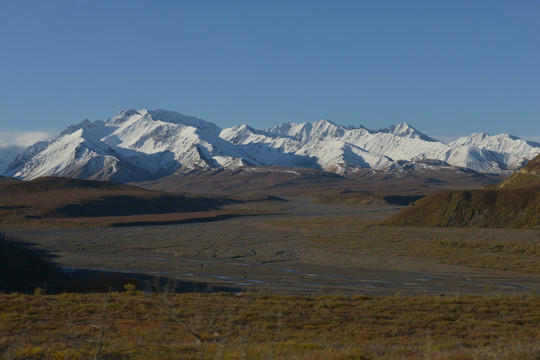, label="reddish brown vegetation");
[0,177,236,227]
